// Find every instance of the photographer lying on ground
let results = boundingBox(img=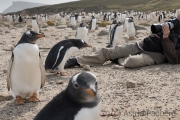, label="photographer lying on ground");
[65,12,180,69]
